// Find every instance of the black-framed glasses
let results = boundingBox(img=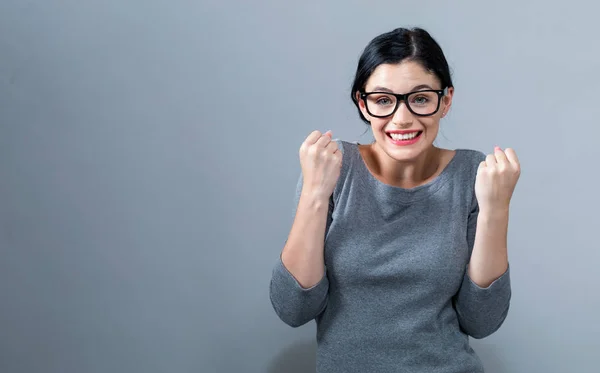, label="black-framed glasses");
[360,87,448,118]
